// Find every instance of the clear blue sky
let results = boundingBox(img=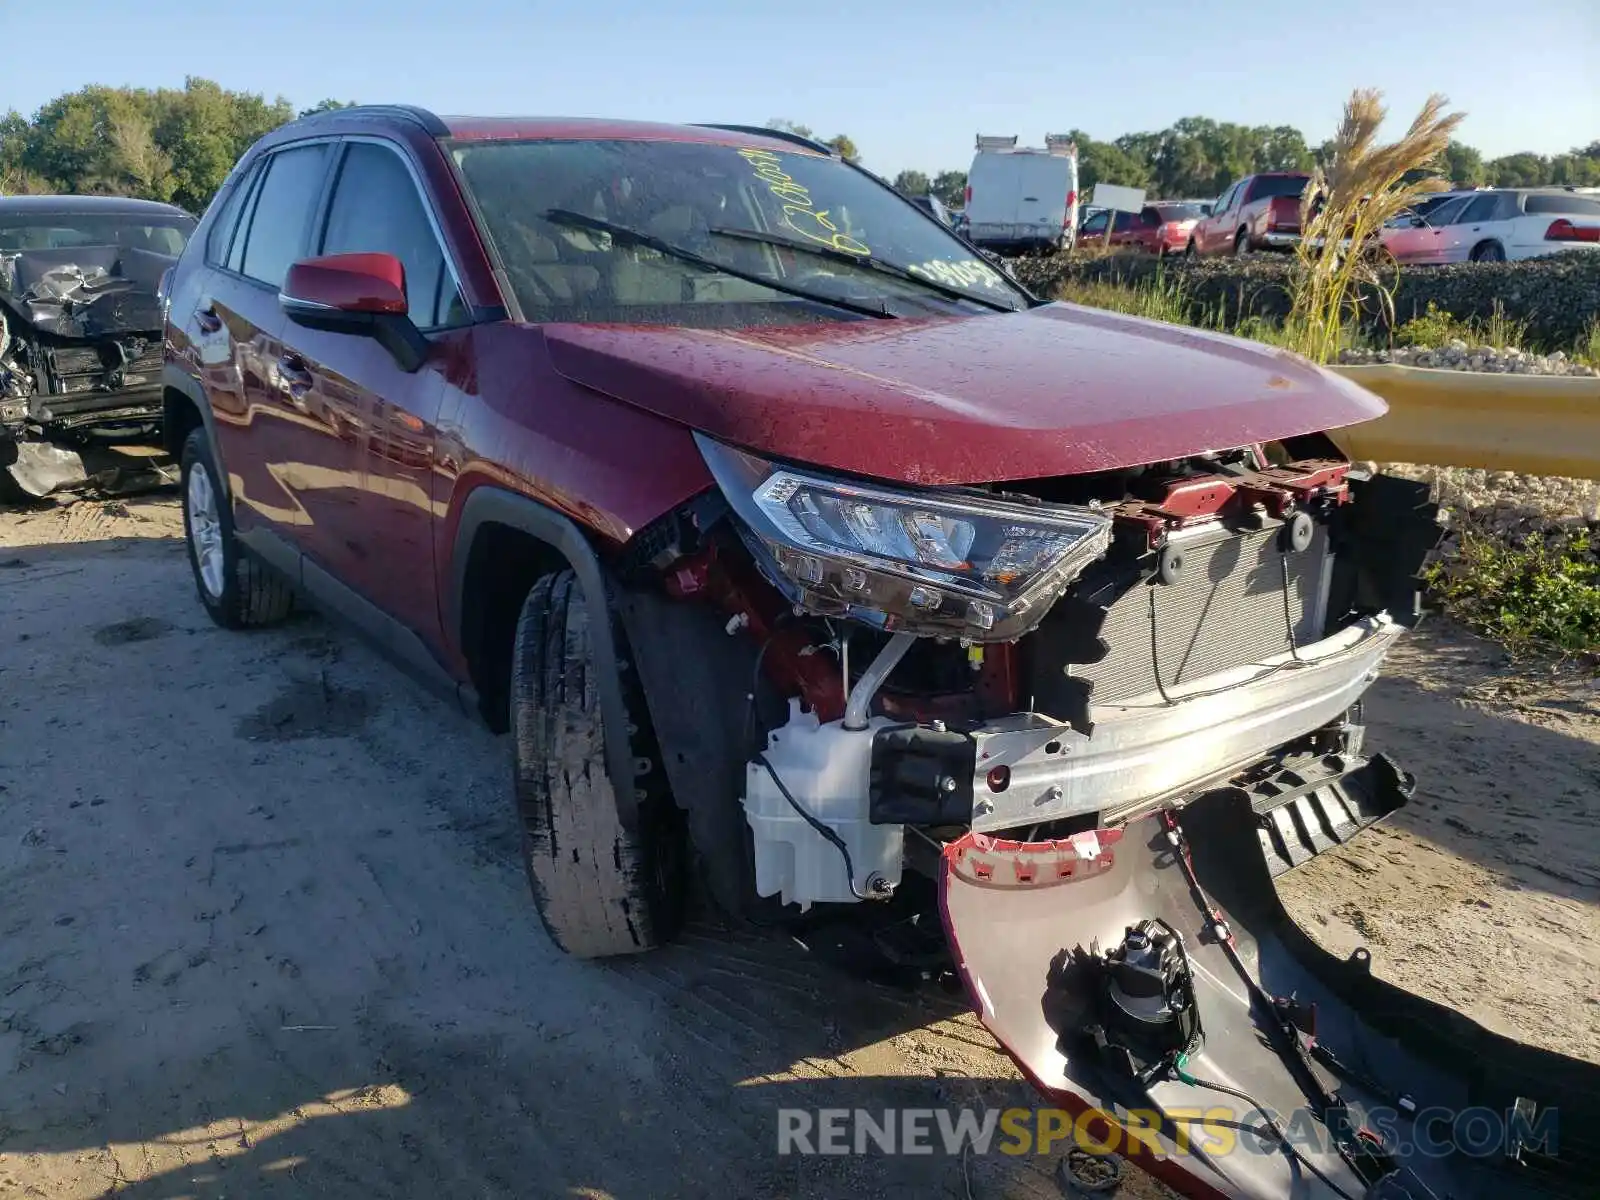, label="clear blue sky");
[5,0,1596,177]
